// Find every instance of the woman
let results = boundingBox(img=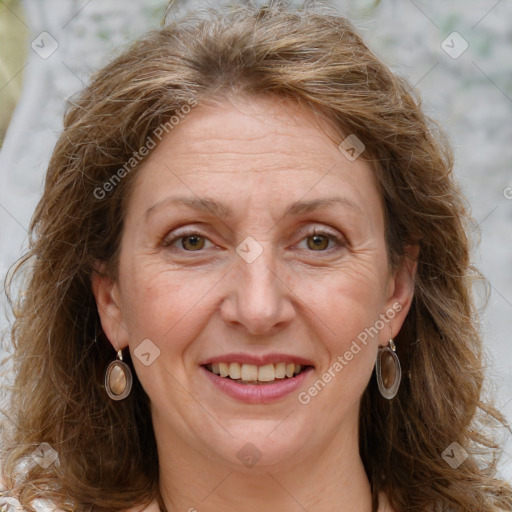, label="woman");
[1,2,511,511]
